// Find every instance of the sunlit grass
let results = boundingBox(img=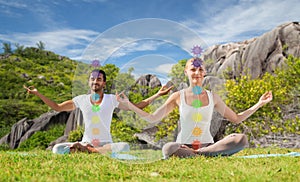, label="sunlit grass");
[0,147,299,181]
